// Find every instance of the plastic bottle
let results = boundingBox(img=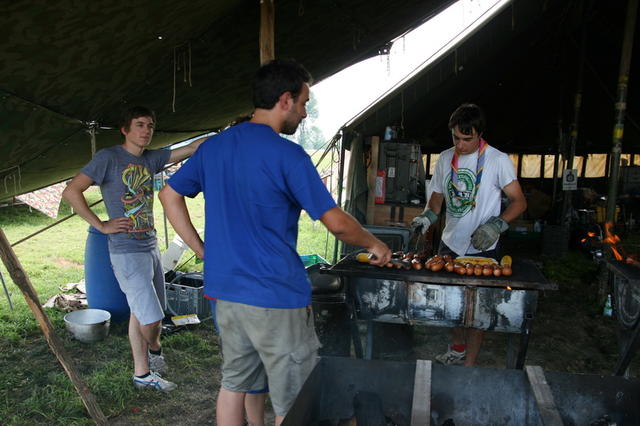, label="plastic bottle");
[533,220,542,233]
[384,126,393,140]
[603,294,612,317]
